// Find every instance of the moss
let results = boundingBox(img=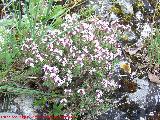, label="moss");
[122,14,134,24]
[148,0,157,8]
[155,3,160,19]
[110,4,124,16]
[79,6,95,19]
[132,0,145,13]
